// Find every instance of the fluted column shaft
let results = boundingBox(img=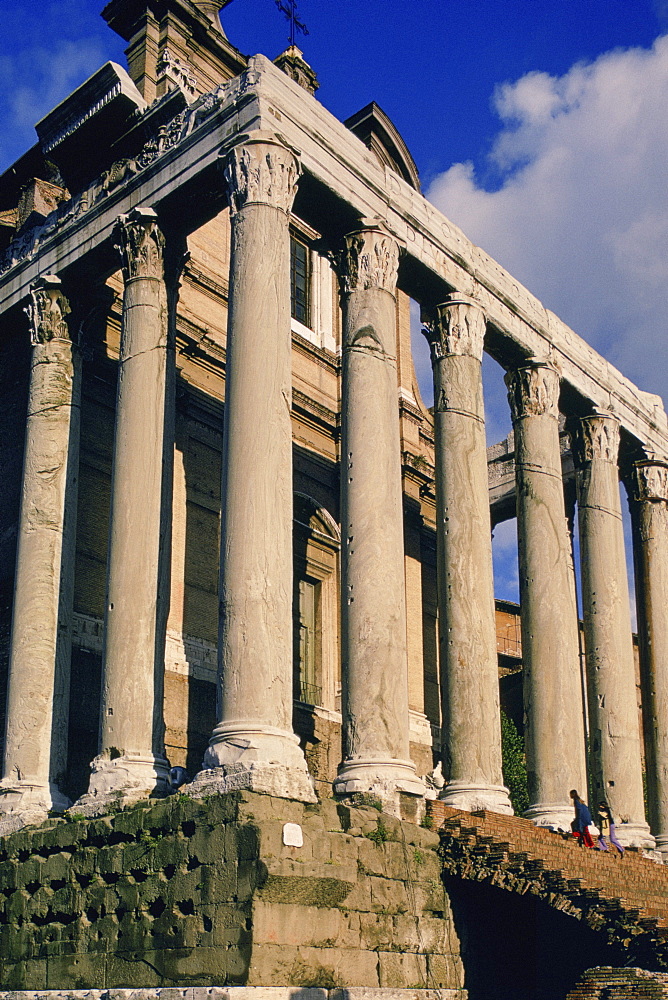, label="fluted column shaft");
[77,208,171,811]
[506,361,586,828]
[424,296,511,813]
[575,414,653,847]
[631,461,668,855]
[194,133,314,803]
[333,222,423,808]
[0,277,79,830]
